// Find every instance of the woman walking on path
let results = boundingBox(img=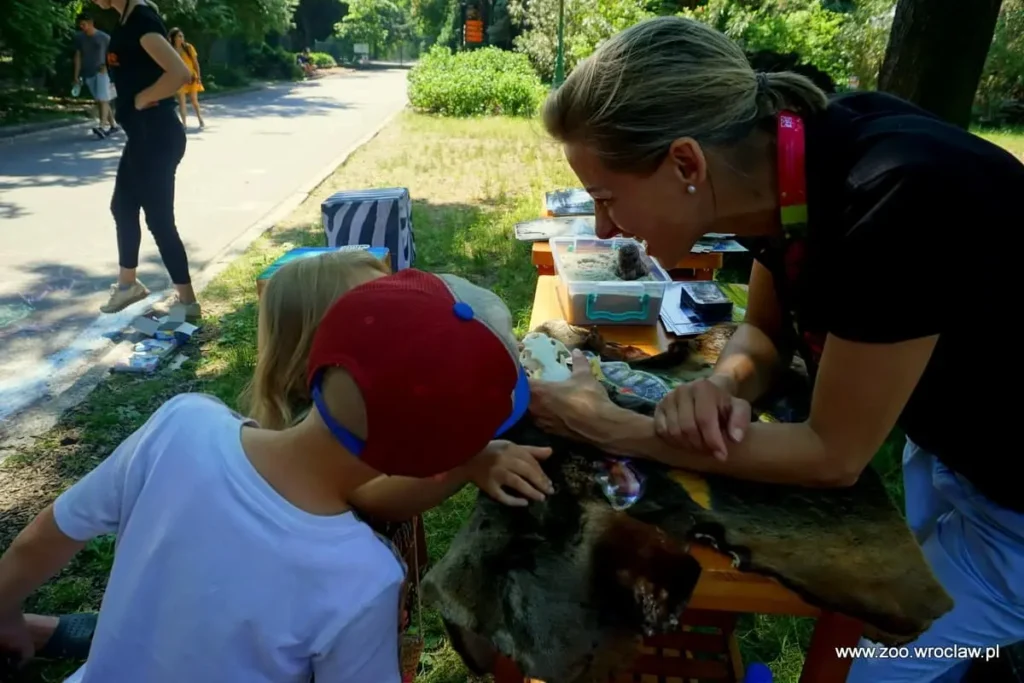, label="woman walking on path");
[93,0,201,321]
[169,28,206,129]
